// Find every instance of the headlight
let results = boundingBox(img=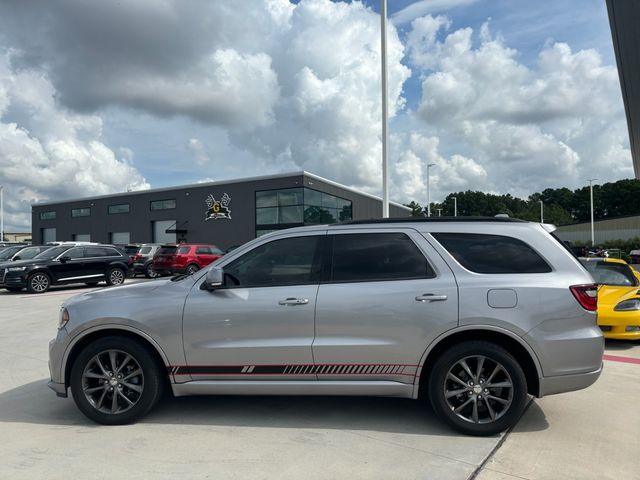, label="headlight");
[59,307,70,329]
[614,299,640,311]
[7,266,27,271]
